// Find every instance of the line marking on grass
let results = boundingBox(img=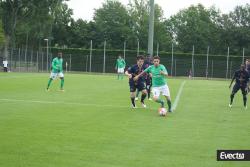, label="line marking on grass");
[172,81,186,111]
[0,98,142,109]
